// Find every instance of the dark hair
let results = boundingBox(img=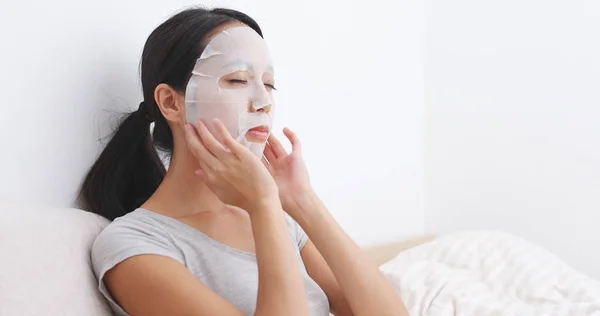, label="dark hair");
[80,7,264,220]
